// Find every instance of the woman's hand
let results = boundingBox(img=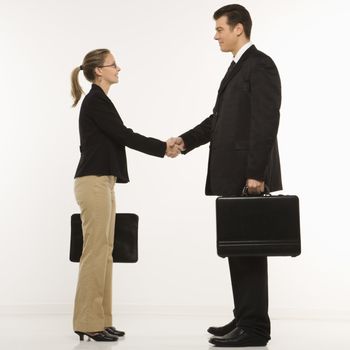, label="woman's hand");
[165,137,184,158]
